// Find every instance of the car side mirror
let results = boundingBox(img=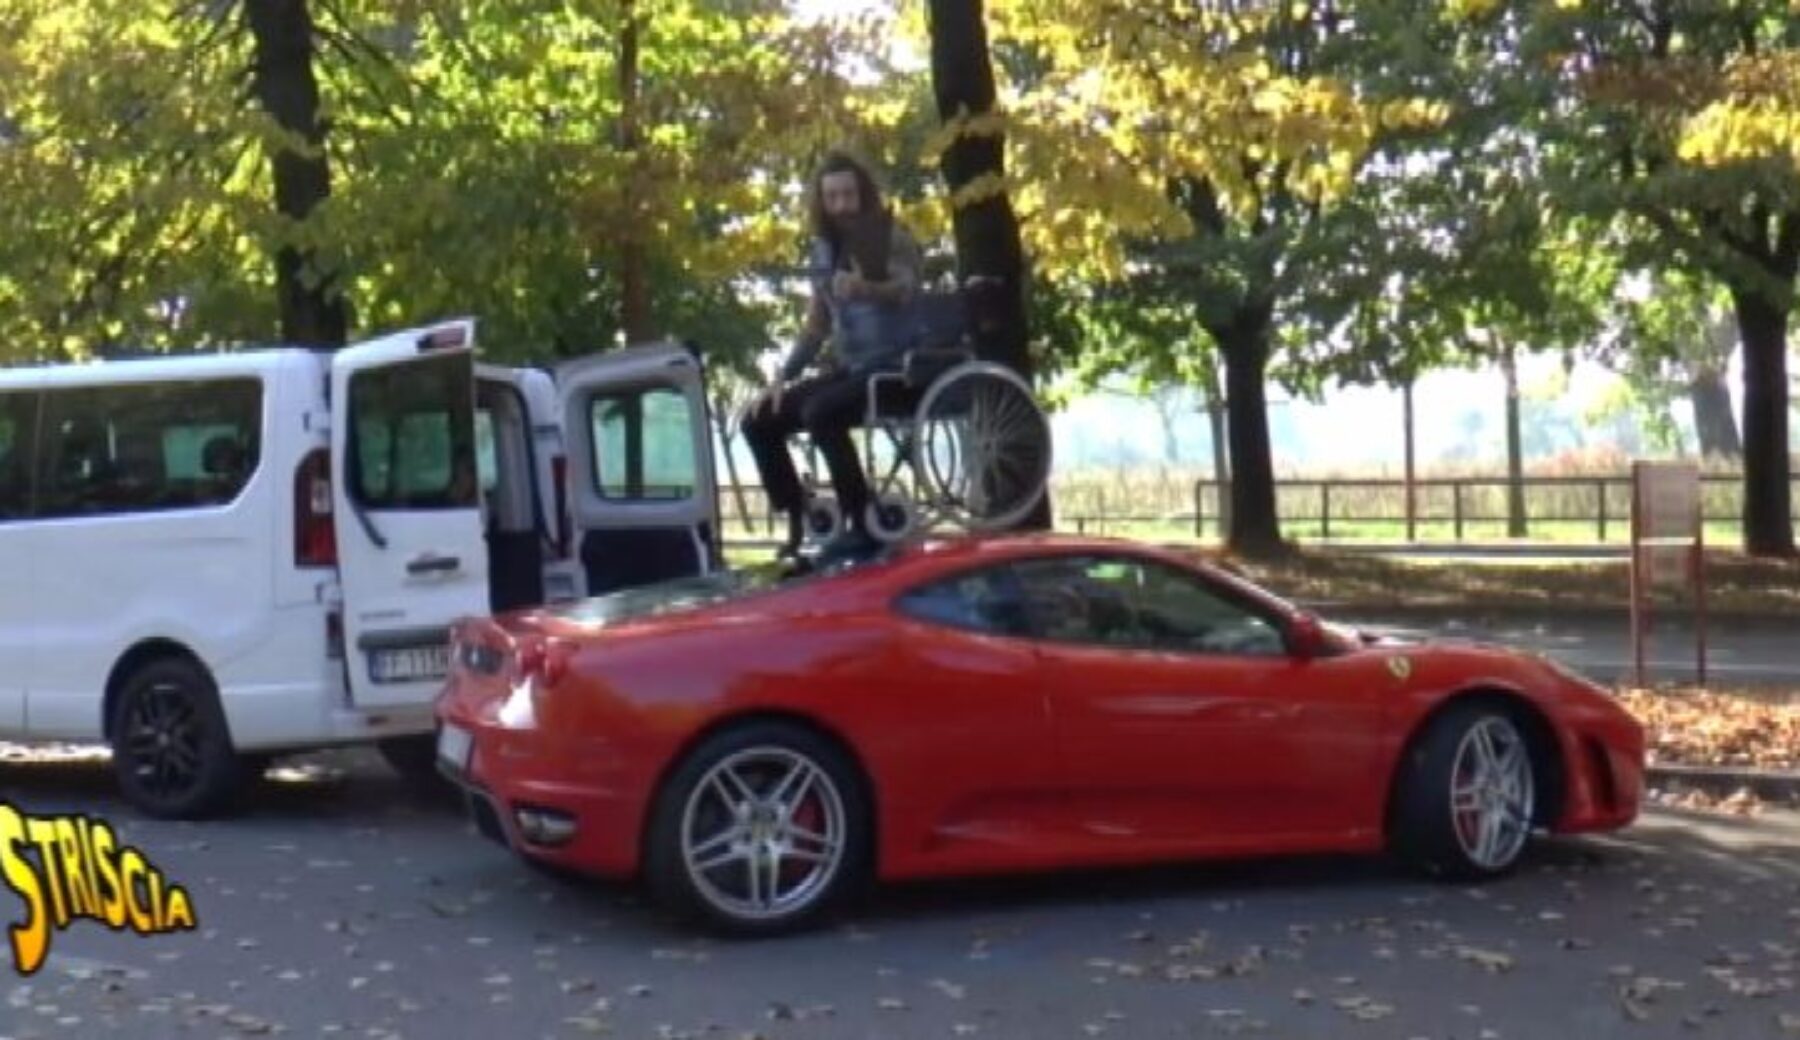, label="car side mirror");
[1286,613,1327,660]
